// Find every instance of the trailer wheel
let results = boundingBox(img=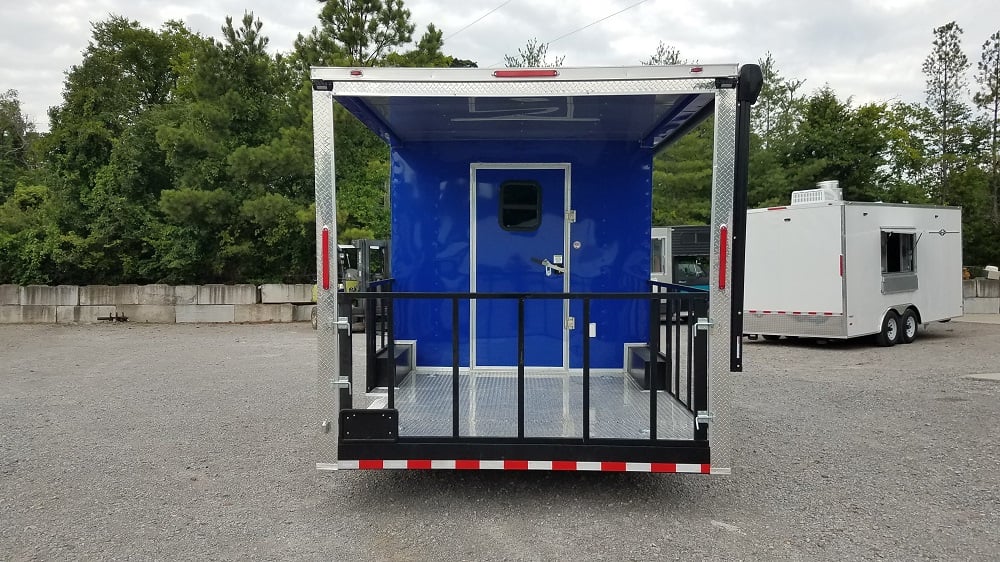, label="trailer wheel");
[875,311,901,347]
[901,309,918,344]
